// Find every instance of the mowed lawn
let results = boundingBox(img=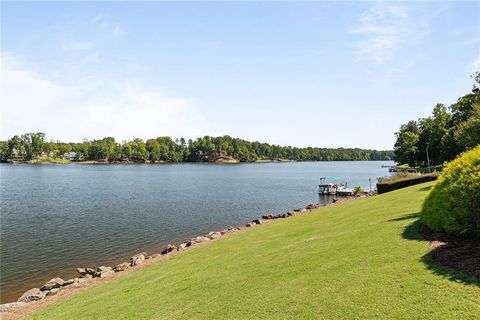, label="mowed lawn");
[28,182,480,319]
